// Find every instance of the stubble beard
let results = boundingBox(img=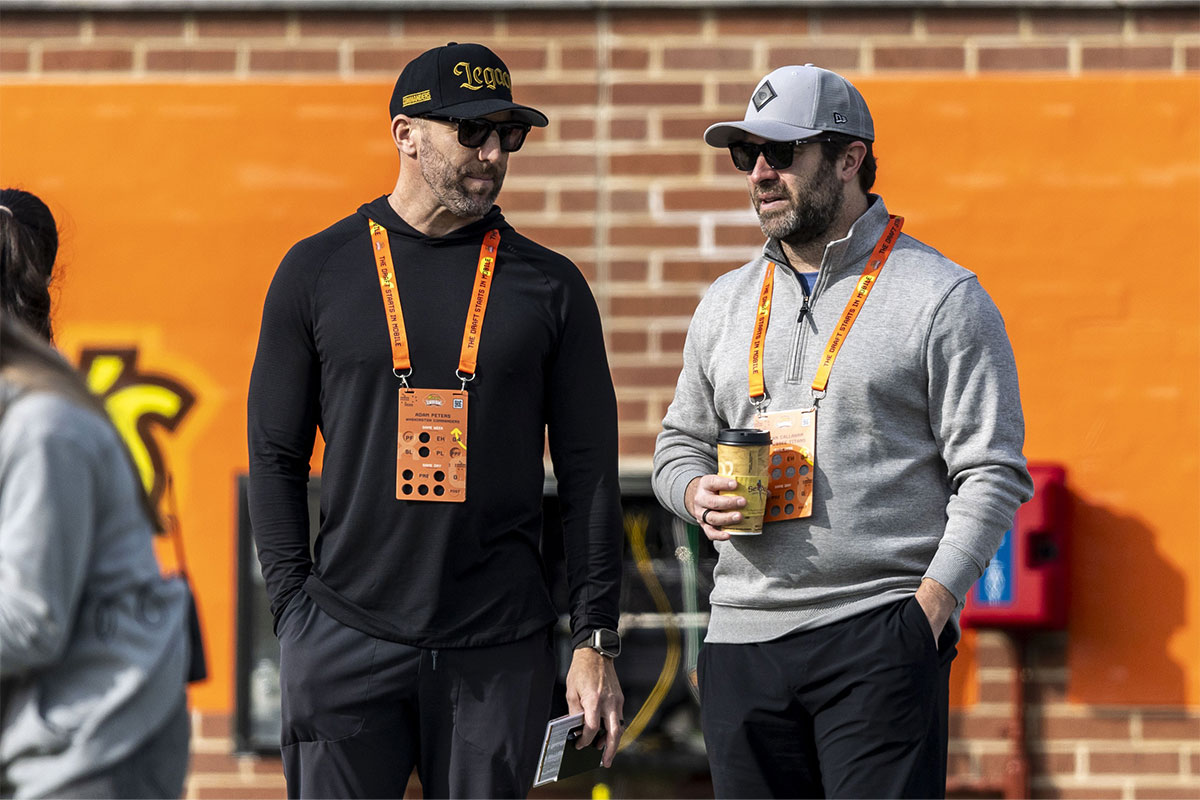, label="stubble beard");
[418,140,506,220]
[753,155,844,247]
